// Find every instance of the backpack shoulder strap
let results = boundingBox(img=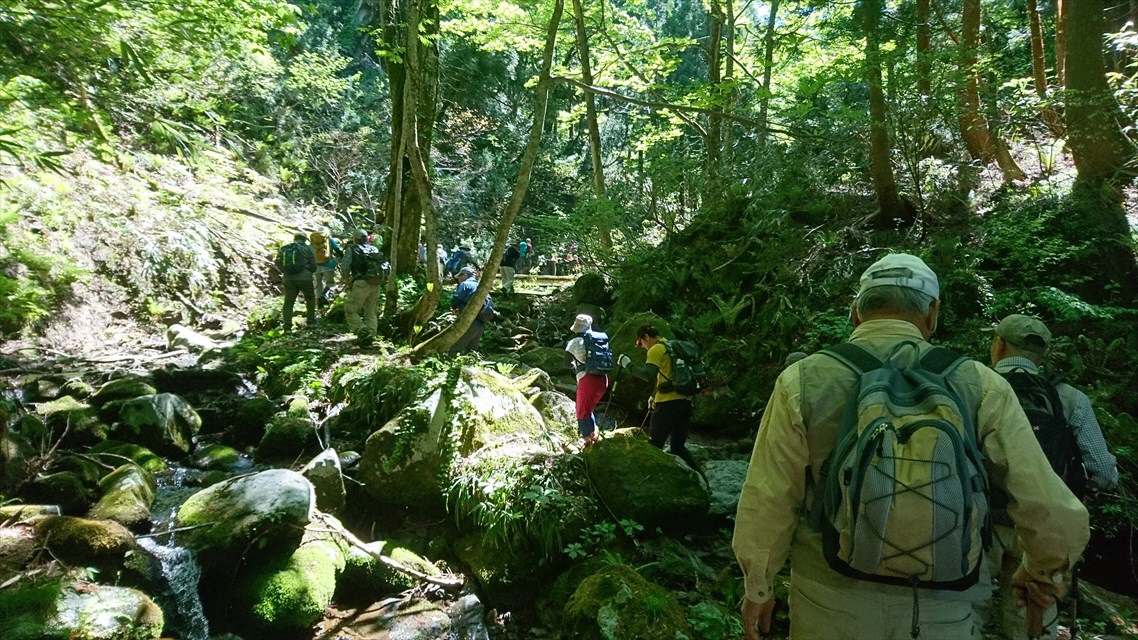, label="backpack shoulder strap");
[819,342,881,375]
[920,346,967,376]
